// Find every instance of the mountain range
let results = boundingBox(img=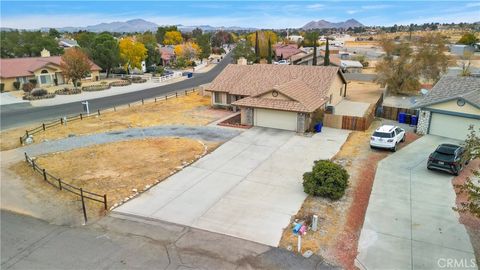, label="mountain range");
[302,19,364,30]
